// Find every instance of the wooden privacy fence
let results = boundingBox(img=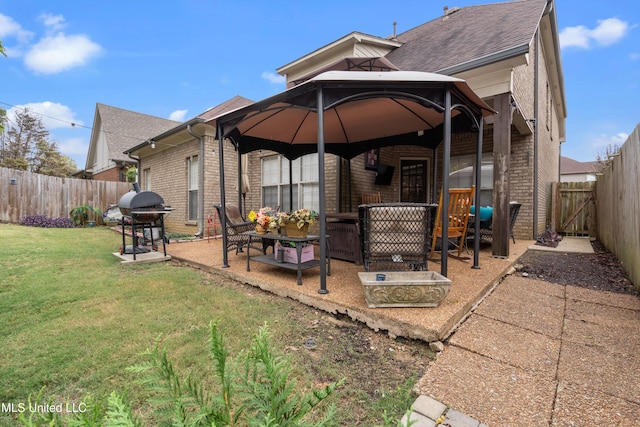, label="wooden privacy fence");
[551,181,596,237]
[1,167,132,223]
[595,124,640,290]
